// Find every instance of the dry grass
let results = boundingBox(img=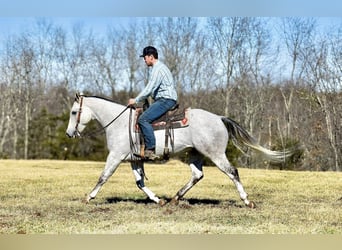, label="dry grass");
[0,159,341,234]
